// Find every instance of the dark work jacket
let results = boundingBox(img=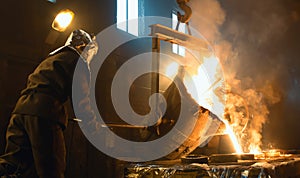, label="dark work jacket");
[12,46,95,129]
